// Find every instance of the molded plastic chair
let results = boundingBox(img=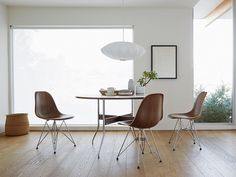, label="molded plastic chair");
[116,93,164,169]
[35,91,76,154]
[168,91,207,151]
